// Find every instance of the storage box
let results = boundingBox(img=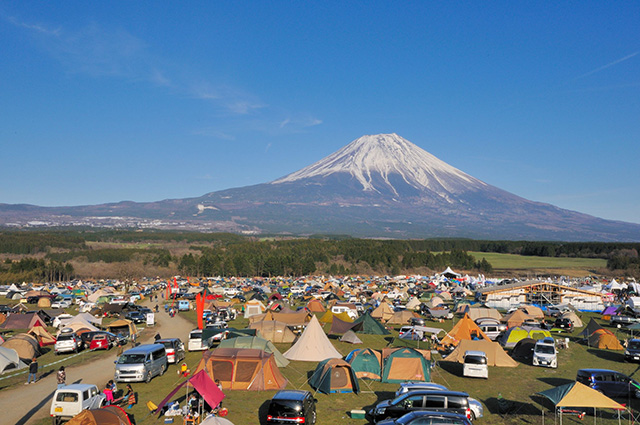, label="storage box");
[350,410,366,419]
